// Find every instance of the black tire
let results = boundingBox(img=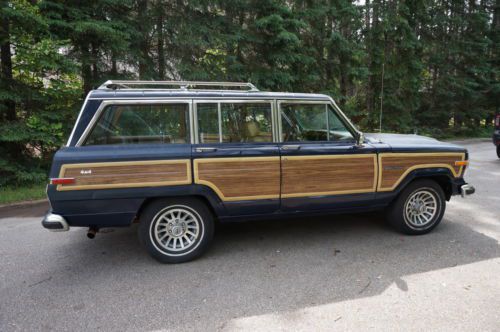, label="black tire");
[138,197,214,263]
[386,179,446,235]
[497,145,500,158]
